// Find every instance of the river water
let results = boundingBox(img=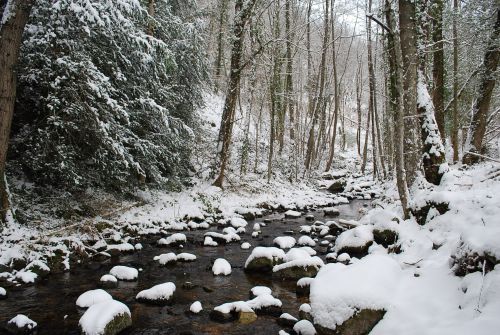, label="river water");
[0,200,366,335]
